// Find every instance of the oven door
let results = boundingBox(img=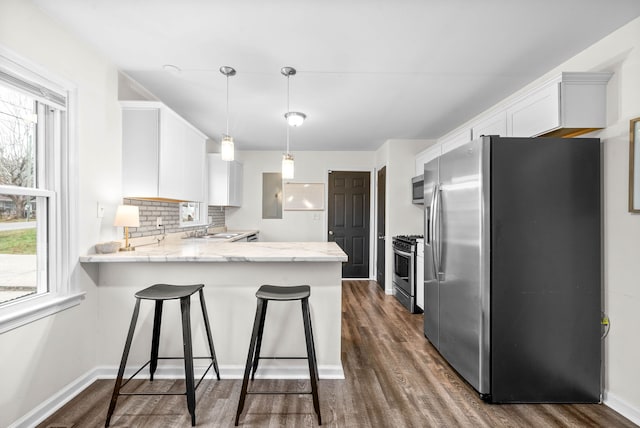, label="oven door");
[392,247,414,298]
